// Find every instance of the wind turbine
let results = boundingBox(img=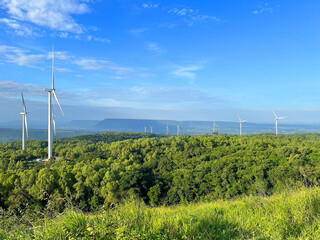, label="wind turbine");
[144,125,147,133]
[44,46,64,159]
[213,120,218,135]
[20,92,29,150]
[237,114,247,136]
[177,124,180,136]
[150,125,153,133]
[272,110,287,135]
[166,123,169,135]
